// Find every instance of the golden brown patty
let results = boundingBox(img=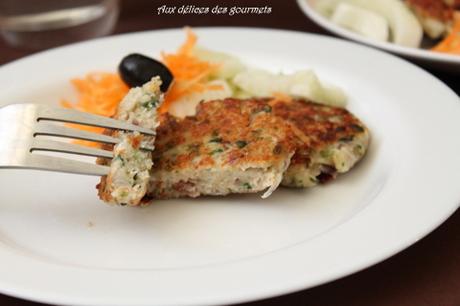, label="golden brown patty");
[405,0,454,39]
[146,97,369,199]
[148,98,302,199]
[271,98,366,166]
[154,98,301,170]
[444,0,460,9]
[271,98,369,187]
[406,0,453,21]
